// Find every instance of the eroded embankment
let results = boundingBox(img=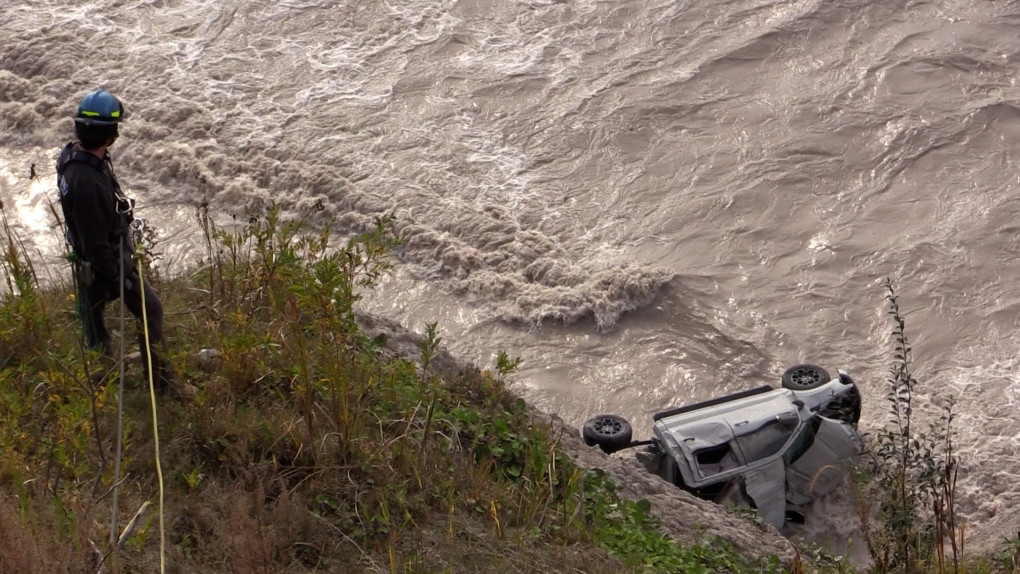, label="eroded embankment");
[356,311,798,565]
